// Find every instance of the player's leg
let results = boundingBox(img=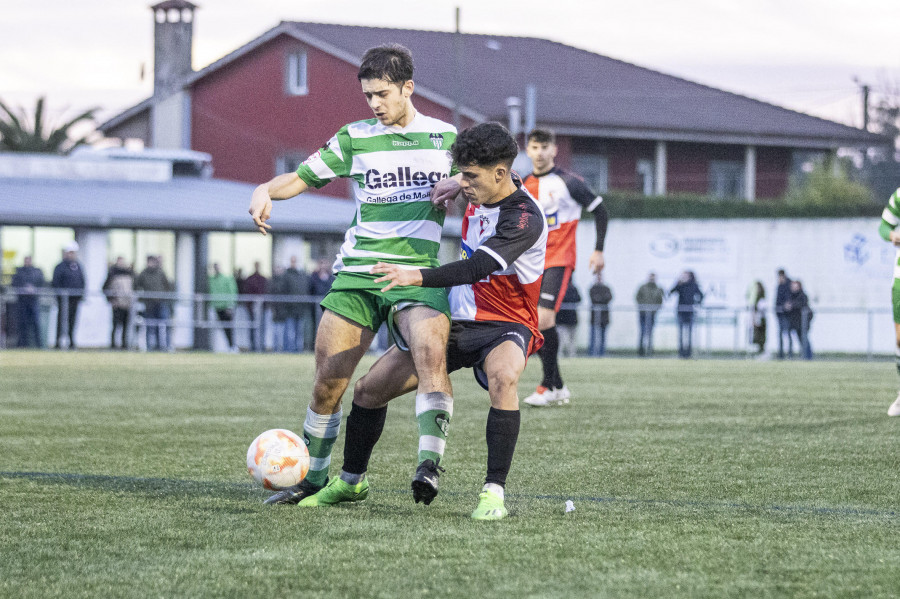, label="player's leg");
[395,304,453,504]
[889,285,900,416]
[300,346,419,506]
[472,339,527,520]
[525,267,571,407]
[265,306,375,505]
